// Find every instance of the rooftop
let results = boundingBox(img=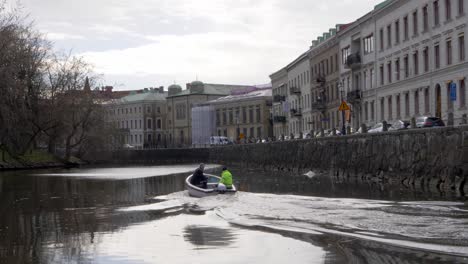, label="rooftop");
[206,89,272,104]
